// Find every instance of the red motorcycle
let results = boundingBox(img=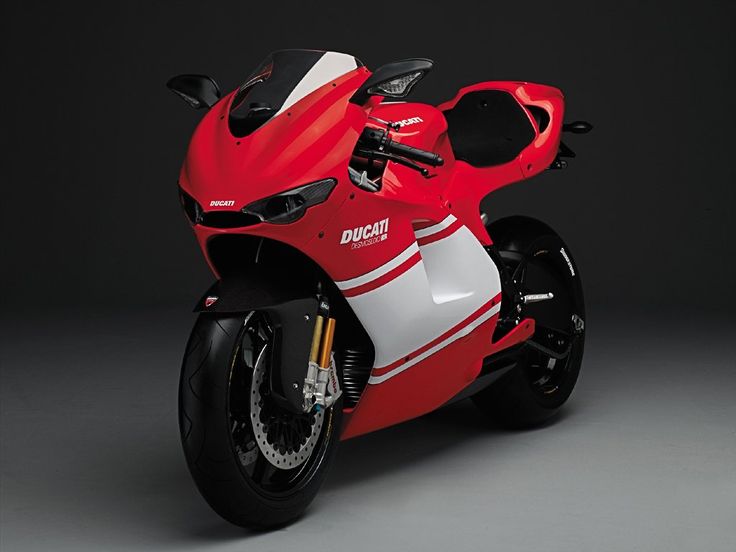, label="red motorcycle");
[168,49,591,528]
